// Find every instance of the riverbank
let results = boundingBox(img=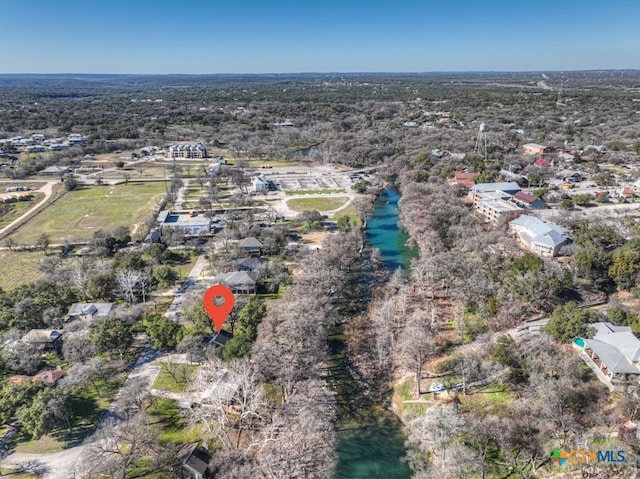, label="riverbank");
[332,189,414,479]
